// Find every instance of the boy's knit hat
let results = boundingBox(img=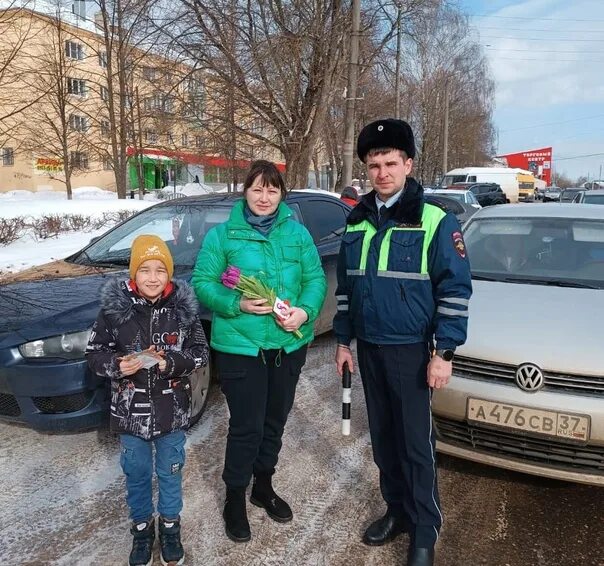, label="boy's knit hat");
[129,235,174,280]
